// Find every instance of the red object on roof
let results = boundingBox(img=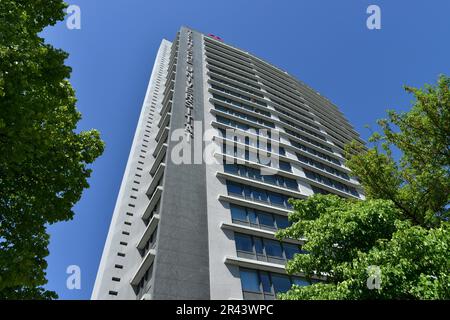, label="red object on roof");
[208,34,223,42]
